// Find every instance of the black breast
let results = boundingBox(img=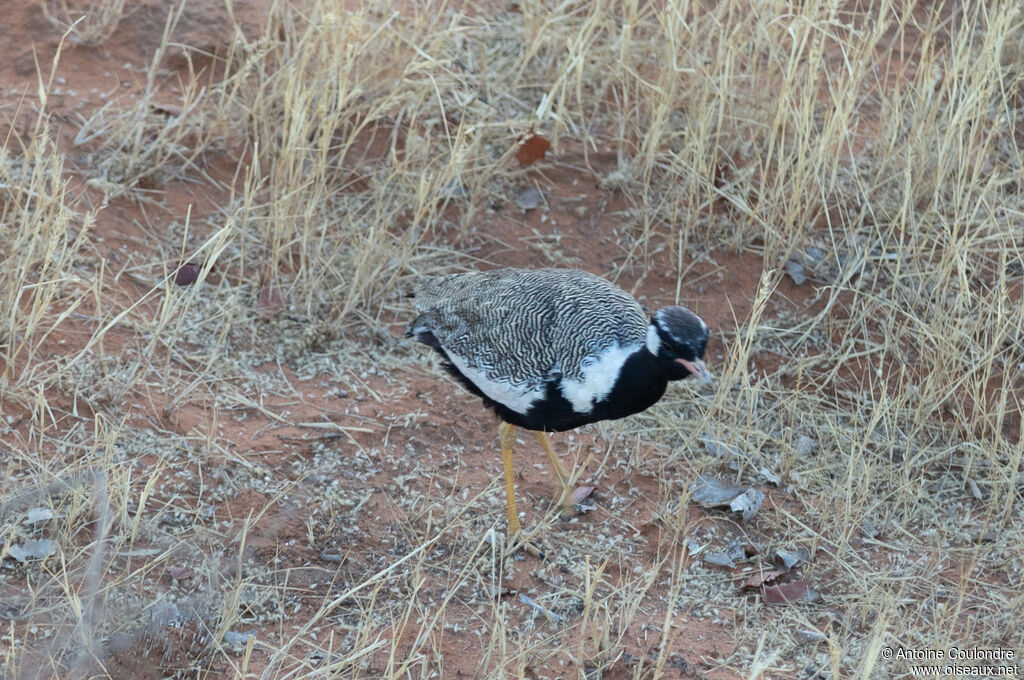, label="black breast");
[586,350,670,424]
